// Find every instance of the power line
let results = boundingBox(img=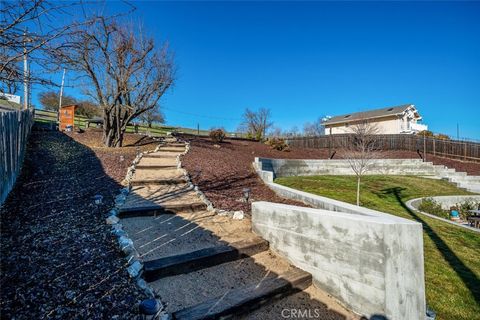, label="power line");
[161,106,242,121]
